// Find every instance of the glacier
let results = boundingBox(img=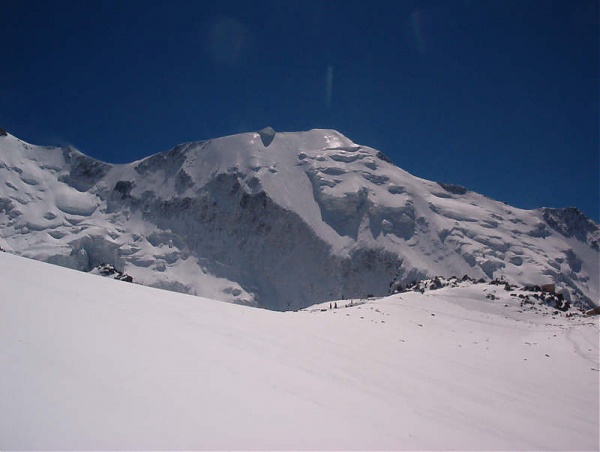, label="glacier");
[0,128,598,309]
